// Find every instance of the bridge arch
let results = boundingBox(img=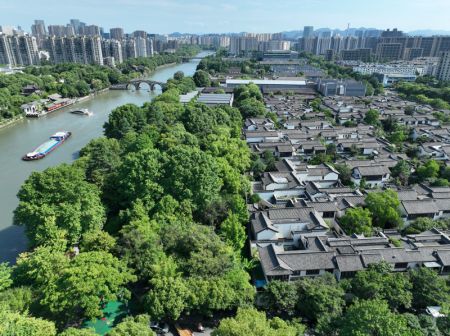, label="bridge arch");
[127,80,166,91]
